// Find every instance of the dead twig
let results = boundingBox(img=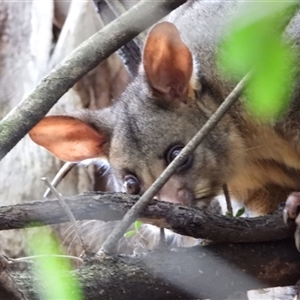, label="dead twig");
[223,184,233,215]
[42,177,87,253]
[43,162,76,199]
[8,255,83,265]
